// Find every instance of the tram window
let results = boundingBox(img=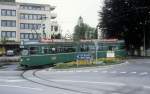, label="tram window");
[51,48,56,54]
[98,46,103,51]
[21,49,28,56]
[67,47,76,52]
[30,47,38,55]
[108,46,116,51]
[119,45,125,49]
[44,48,49,54]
